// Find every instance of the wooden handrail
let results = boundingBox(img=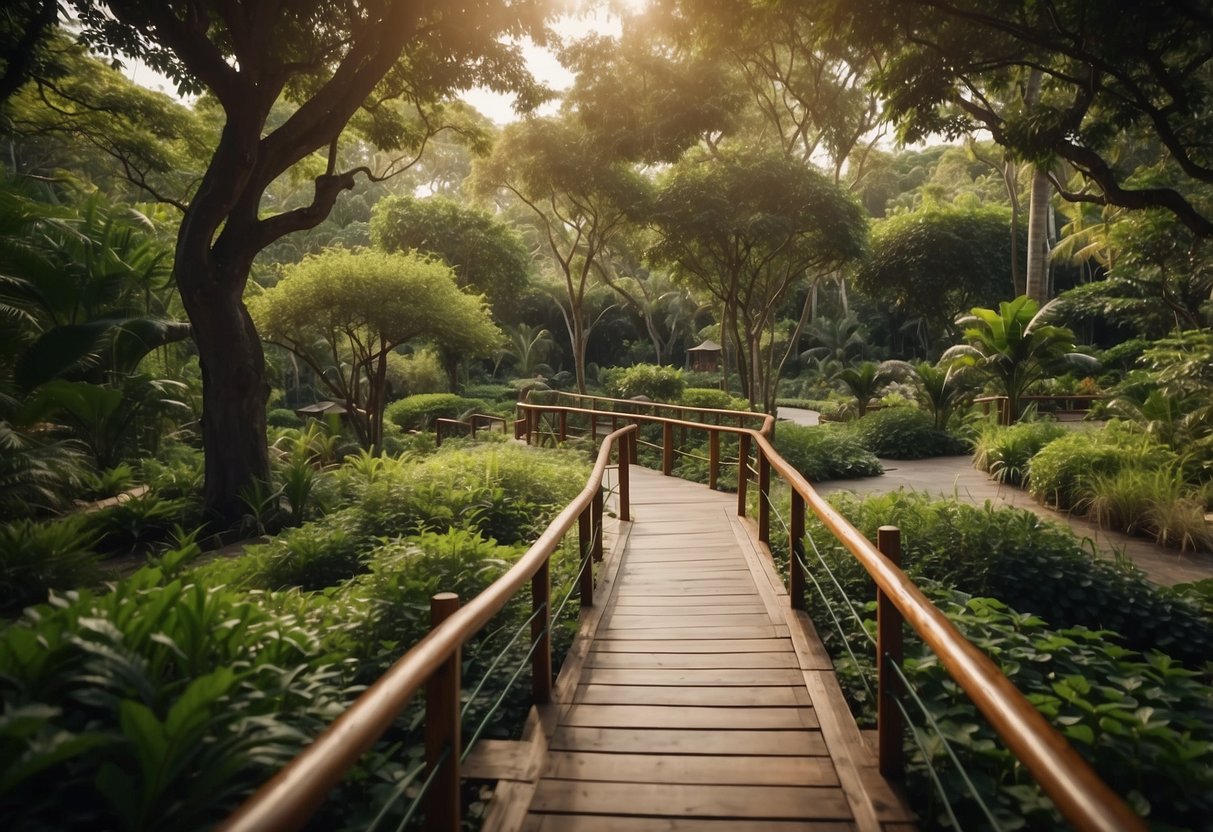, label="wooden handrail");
[221,425,636,832]
[517,400,1144,832]
[533,388,773,432]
